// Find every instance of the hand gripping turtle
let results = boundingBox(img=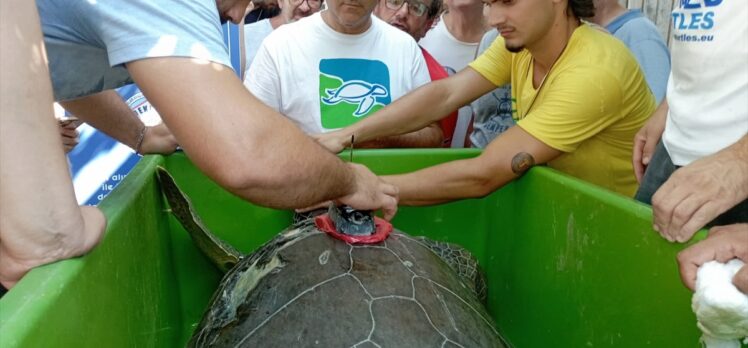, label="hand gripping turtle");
[157,168,508,348]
